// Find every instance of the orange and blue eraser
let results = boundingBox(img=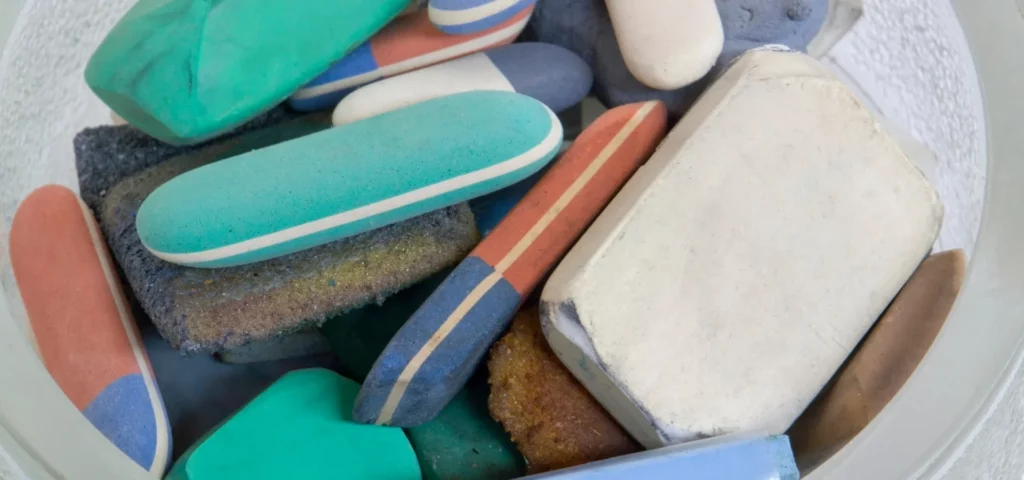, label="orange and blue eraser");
[353,101,668,427]
[9,185,171,474]
[289,6,532,111]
